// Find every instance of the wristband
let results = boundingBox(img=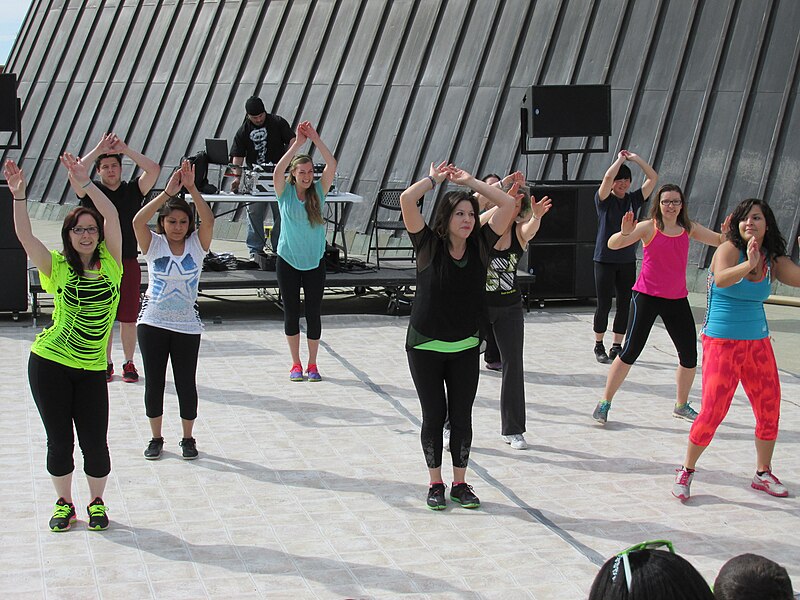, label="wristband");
[620,232,630,237]
[531,214,538,221]
[81,180,92,189]
[14,197,26,202]
[427,175,436,189]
